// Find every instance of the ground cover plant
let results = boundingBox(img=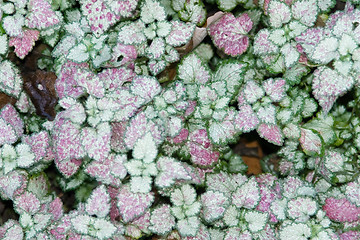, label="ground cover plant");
[0,0,360,239]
